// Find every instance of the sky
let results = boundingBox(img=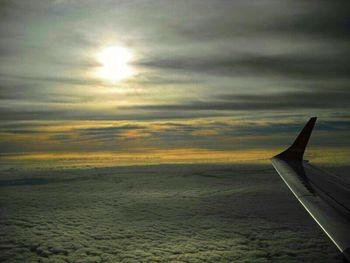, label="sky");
[0,0,349,164]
